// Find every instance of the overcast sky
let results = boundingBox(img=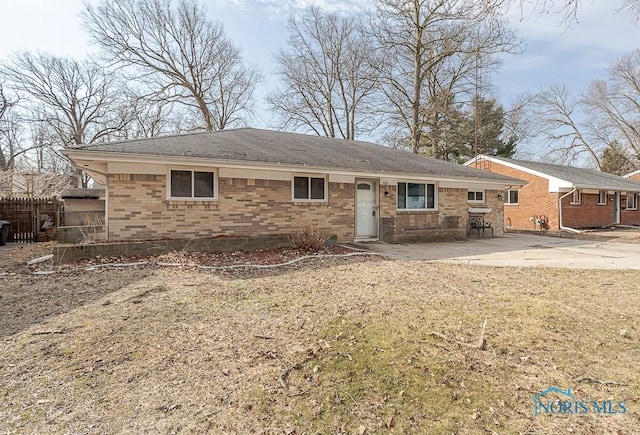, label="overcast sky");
[0,0,637,142]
